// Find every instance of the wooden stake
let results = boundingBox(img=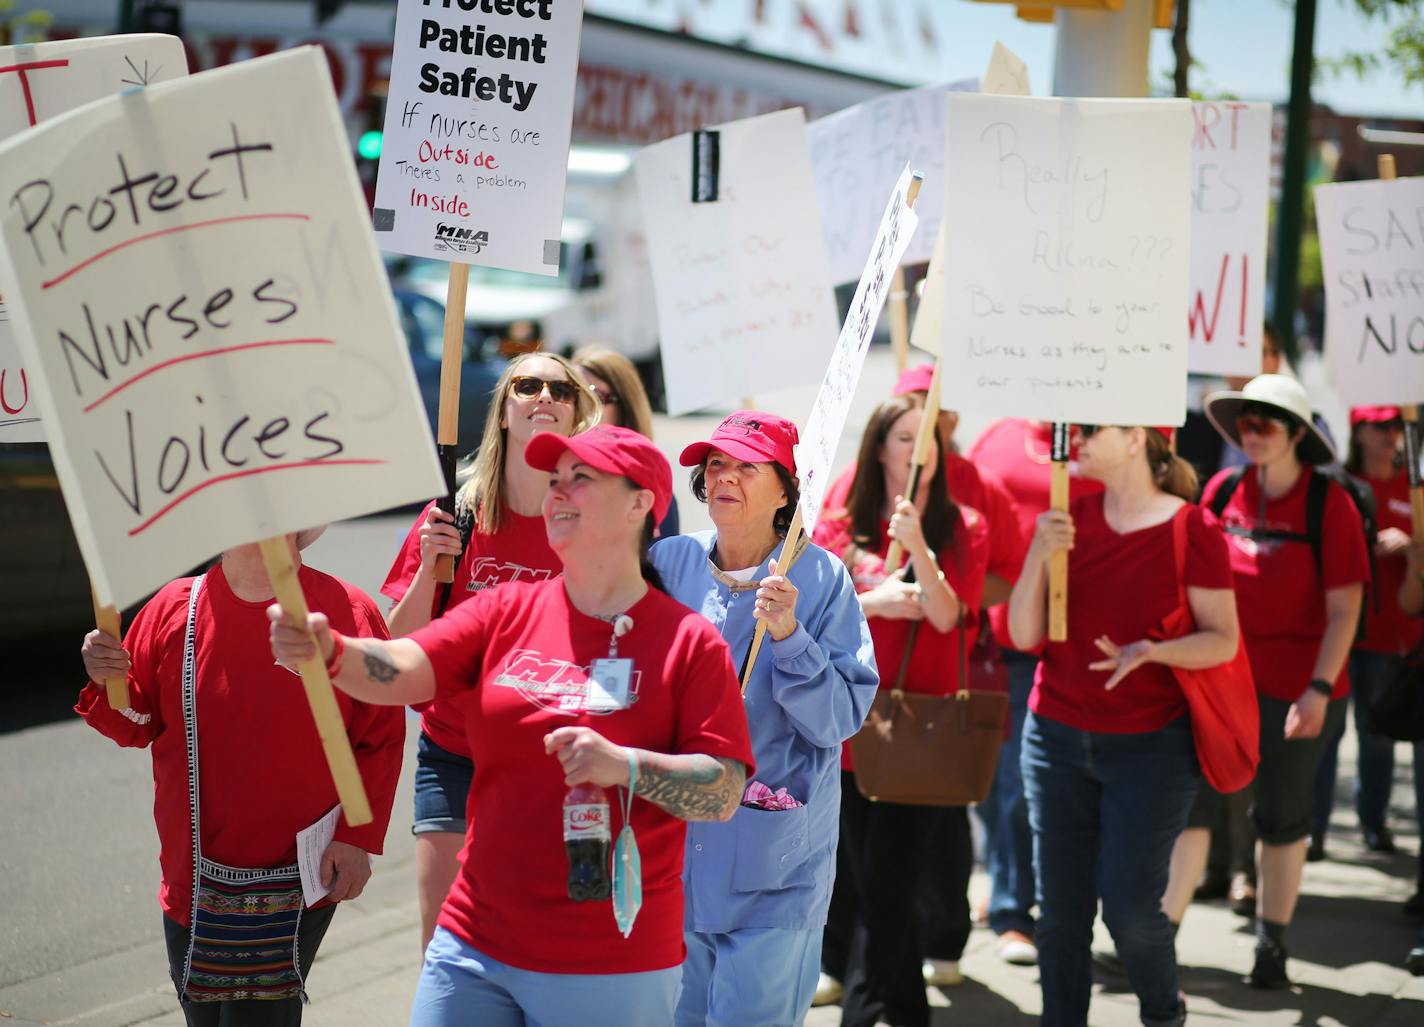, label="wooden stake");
[739,506,808,693]
[90,585,129,710]
[258,537,373,827]
[884,360,942,574]
[889,267,910,374]
[1047,423,1071,643]
[433,262,470,584]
